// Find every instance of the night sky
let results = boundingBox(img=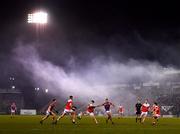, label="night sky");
[0,1,180,59]
[0,1,180,106]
